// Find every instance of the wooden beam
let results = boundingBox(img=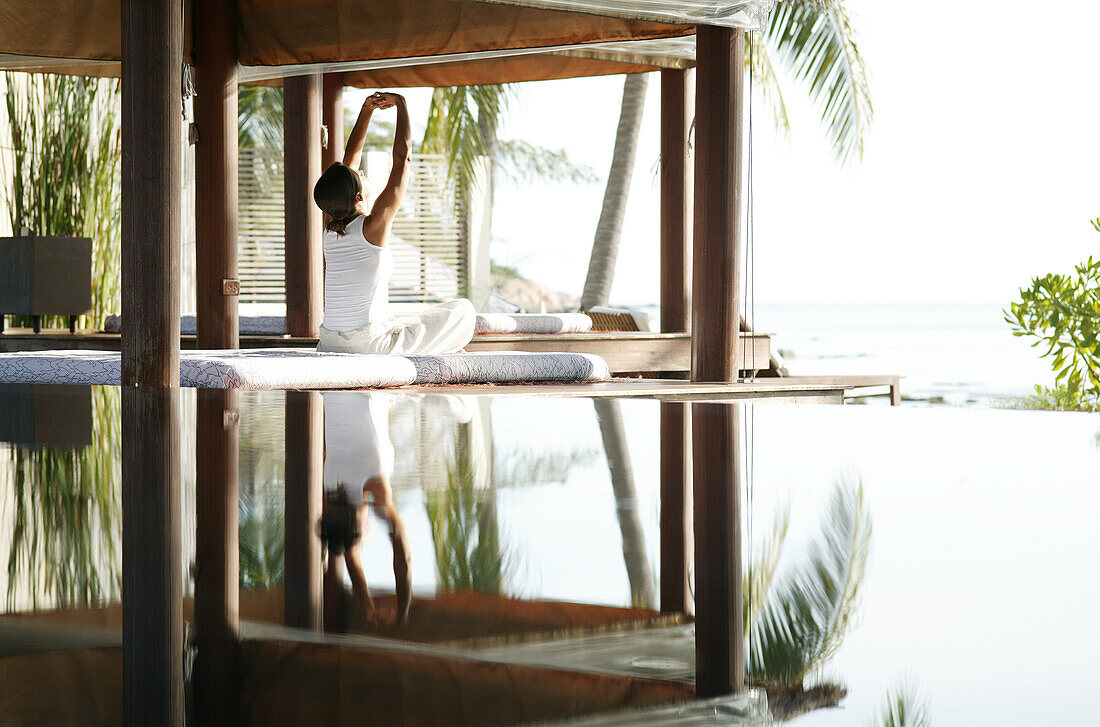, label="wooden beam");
[122,387,183,727]
[193,389,240,727]
[659,401,692,614]
[691,26,744,383]
[121,0,182,386]
[194,0,239,350]
[284,390,323,629]
[692,402,744,698]
[284,76,323,338]
[660,68,693,335]
[322,74,345,170]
